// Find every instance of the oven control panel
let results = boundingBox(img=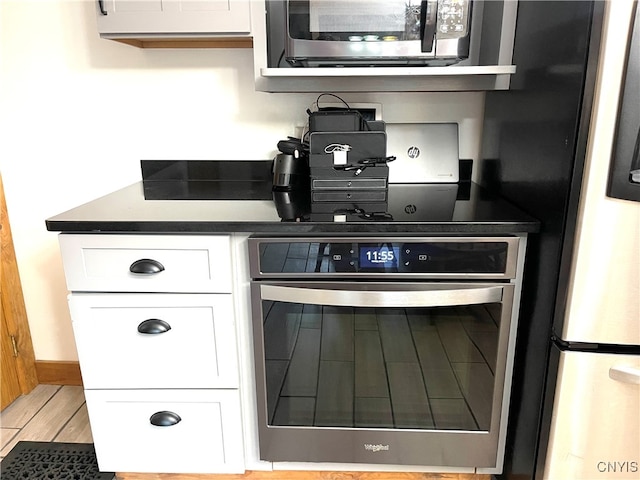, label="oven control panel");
[249,237,520,279]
